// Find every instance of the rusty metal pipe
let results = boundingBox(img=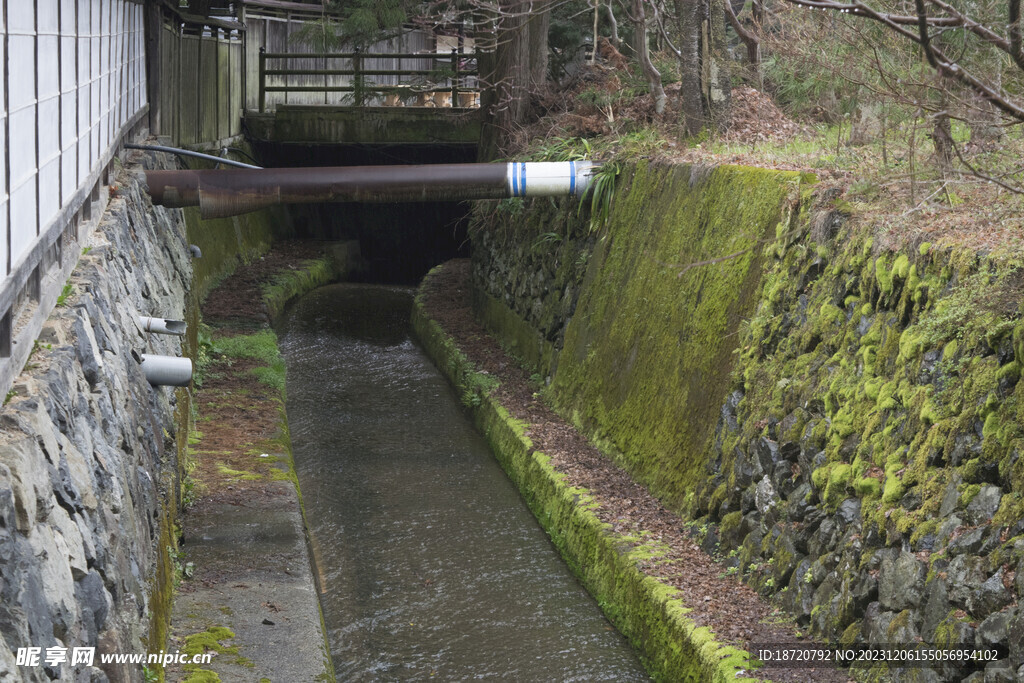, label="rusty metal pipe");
[144,162,596,219]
